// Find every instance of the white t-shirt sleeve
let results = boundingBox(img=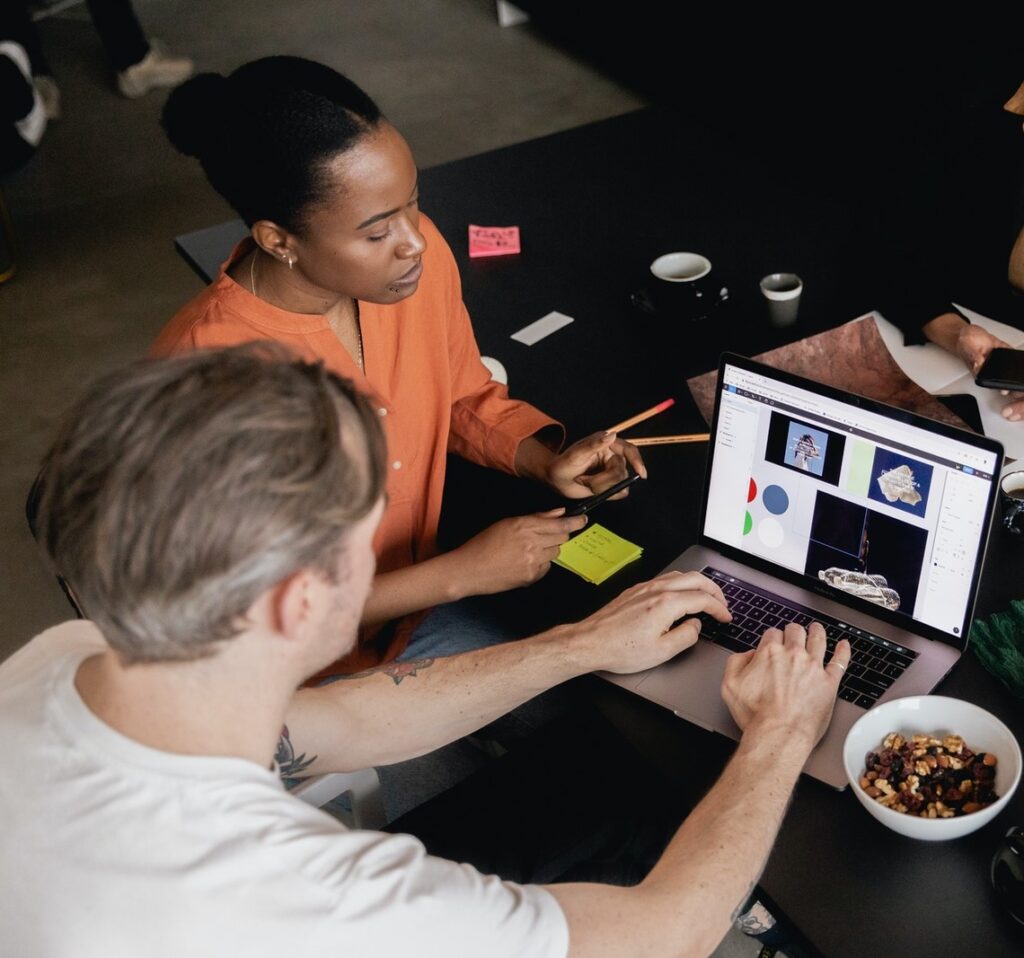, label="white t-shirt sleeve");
[306,829,569,958]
